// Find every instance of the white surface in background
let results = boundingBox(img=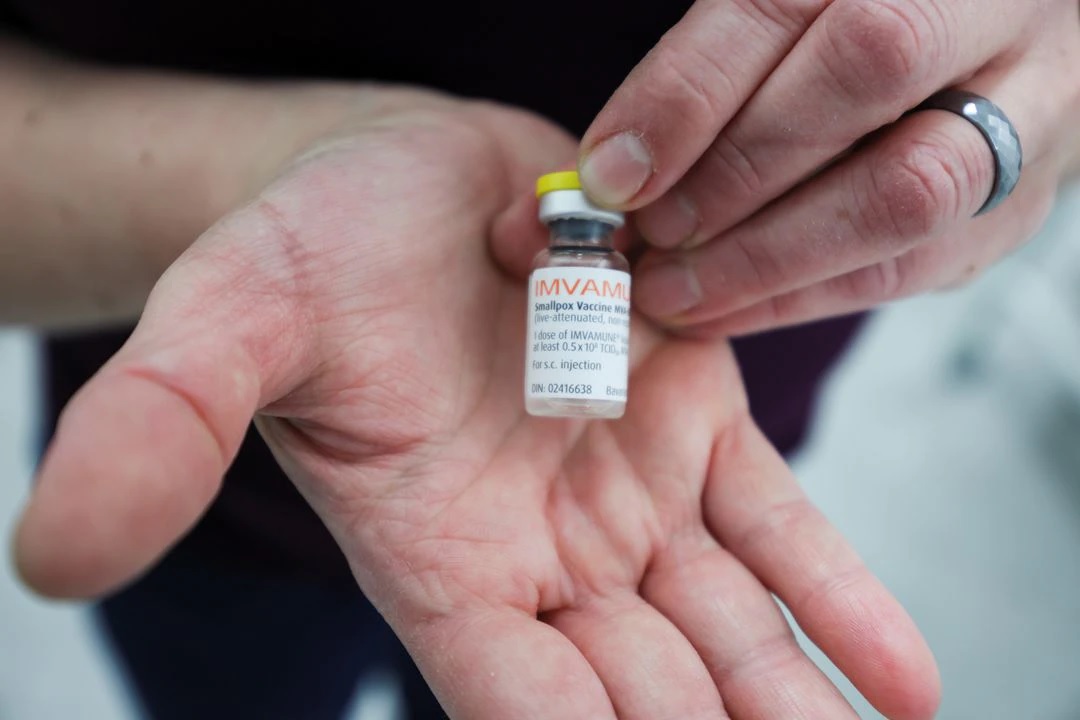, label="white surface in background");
[2,184,1079,719]
[791,182,1080,720]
